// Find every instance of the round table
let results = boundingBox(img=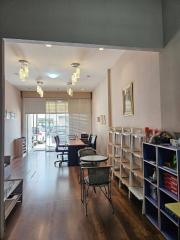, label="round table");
[80,155,108,164]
